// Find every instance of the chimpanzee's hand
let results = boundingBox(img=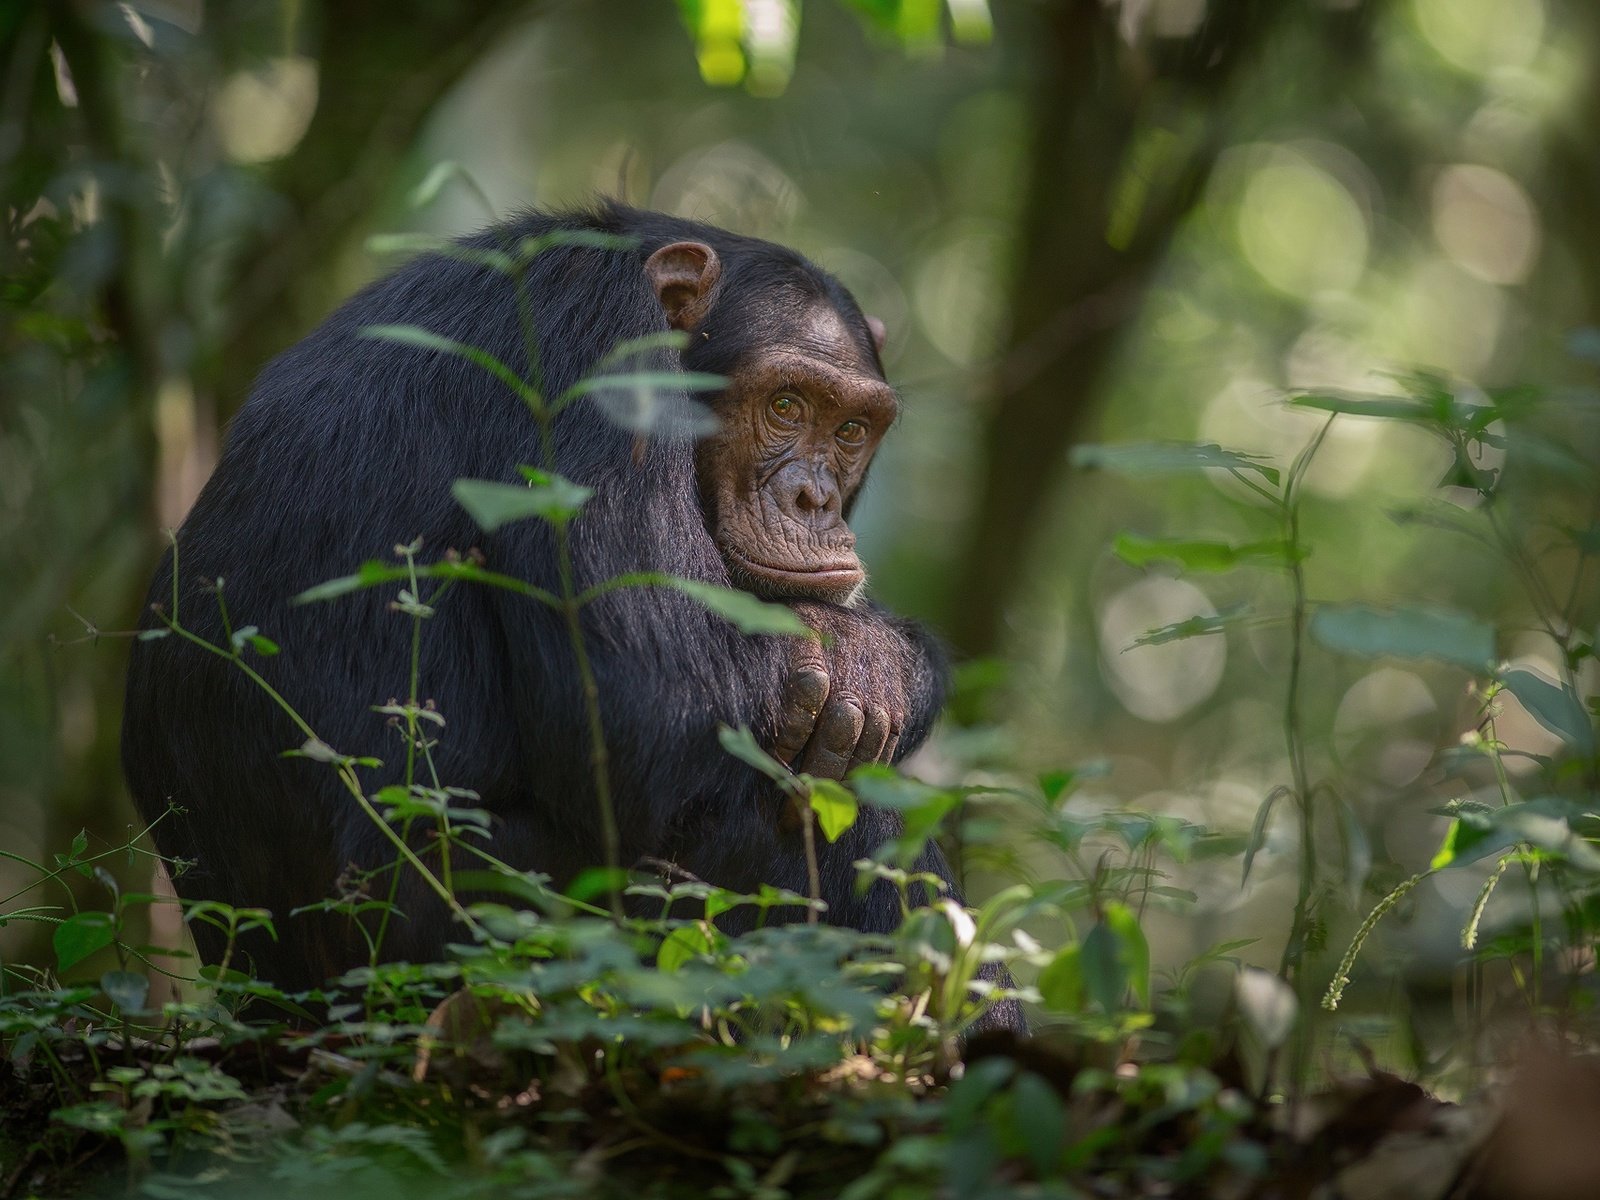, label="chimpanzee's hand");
[769,605,911,781]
